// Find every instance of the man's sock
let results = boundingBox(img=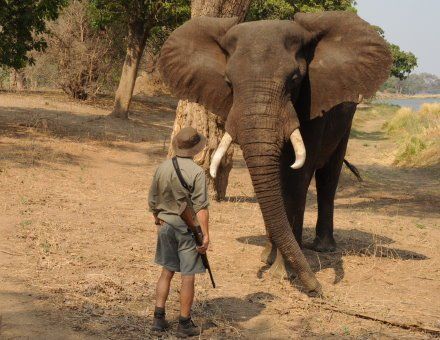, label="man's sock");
[179,315,191,324]
[154,306,166,319]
